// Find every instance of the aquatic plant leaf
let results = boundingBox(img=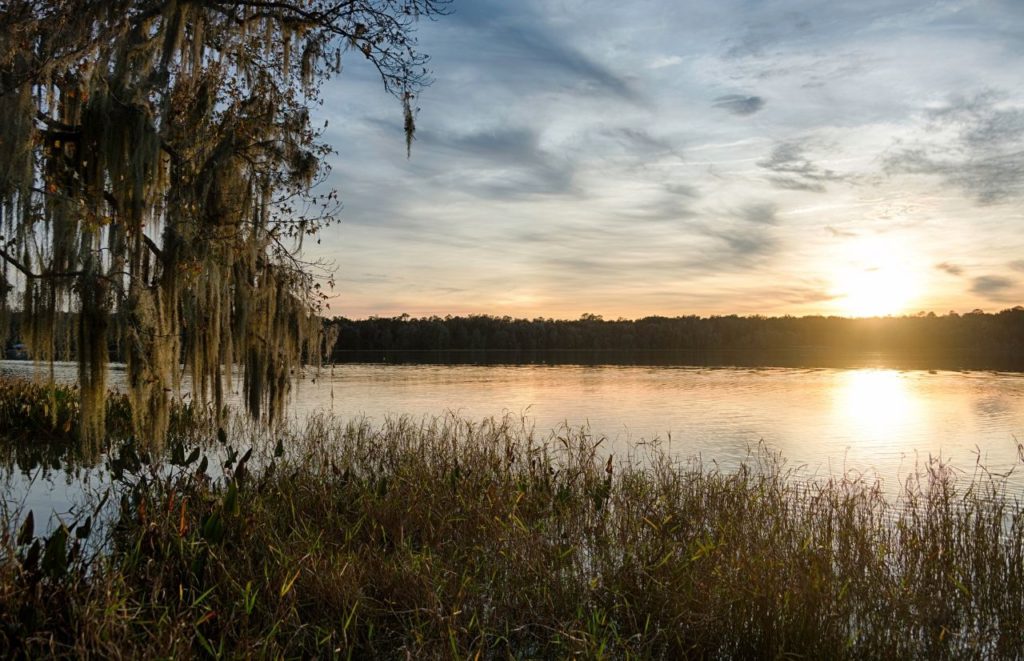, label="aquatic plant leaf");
[75,516,92,540]
[17,511,34,546]
[224,482,239,516]
[202,512,225,545]
[42,525,69,578]
[22,539,41,574]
